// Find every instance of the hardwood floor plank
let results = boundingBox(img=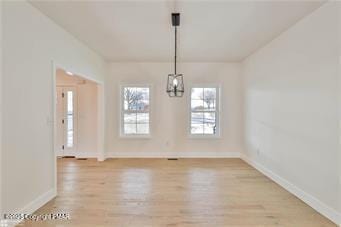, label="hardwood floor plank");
[18,158,336,226]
